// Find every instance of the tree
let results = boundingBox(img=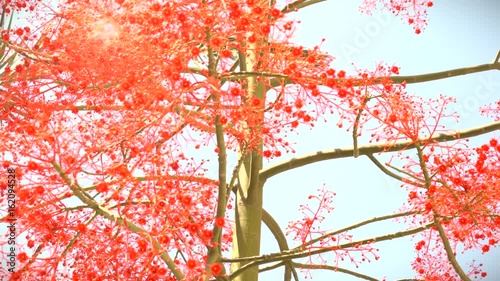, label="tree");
[0,0,499,280]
